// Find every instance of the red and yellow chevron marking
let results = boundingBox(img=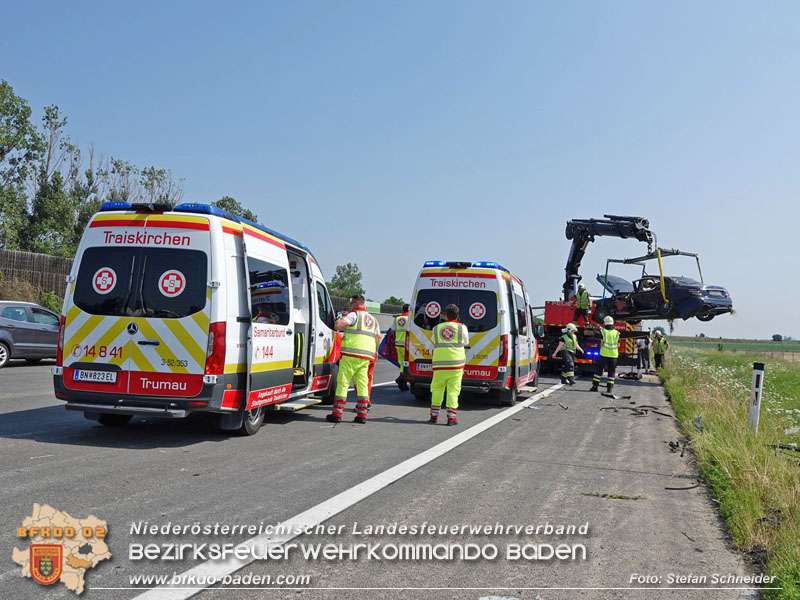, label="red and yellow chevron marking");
[241,223,286,249]
[146,214,209,230]
[420,268,497,279]
[221,219,243,237]
[89,213,148,228]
